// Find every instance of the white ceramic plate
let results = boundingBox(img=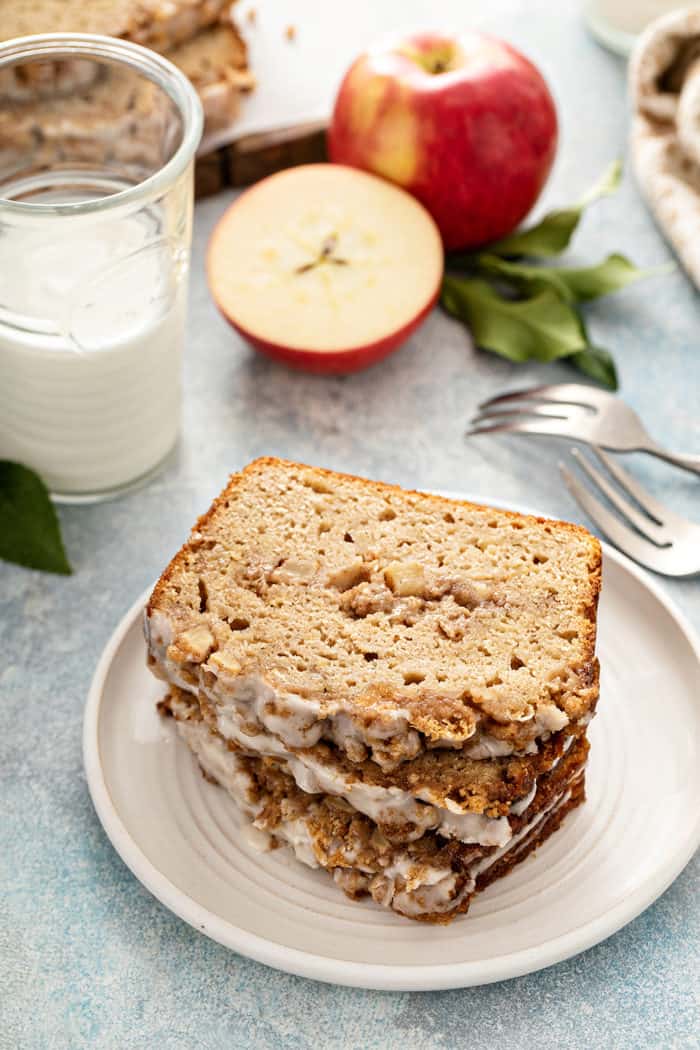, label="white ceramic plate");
[83,495,700,990]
